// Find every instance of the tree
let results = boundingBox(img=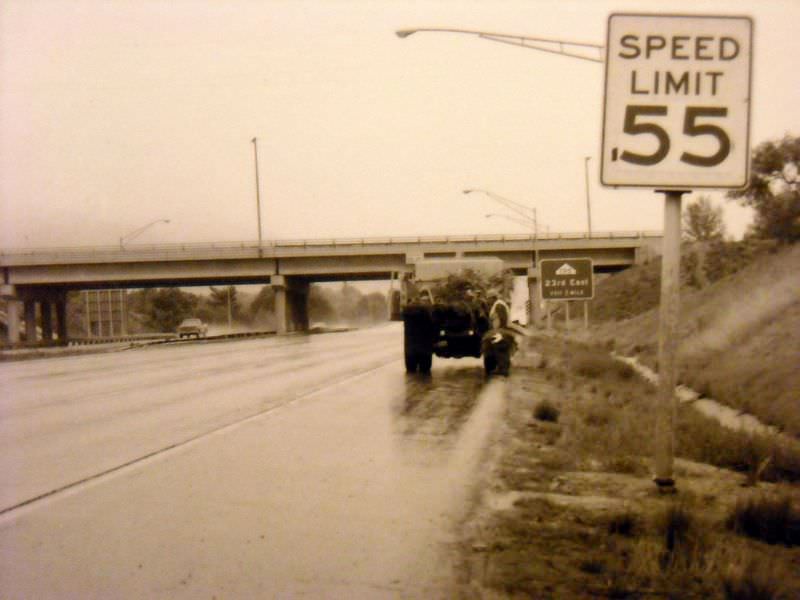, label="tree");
[336,282,366,322]
[727,134,800,242]
[308,285,336,323]
[352,292,388,323]
[682,195,725,242]
[208,286,241,323]
[144,288,198,332]
[248,285,275,327]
